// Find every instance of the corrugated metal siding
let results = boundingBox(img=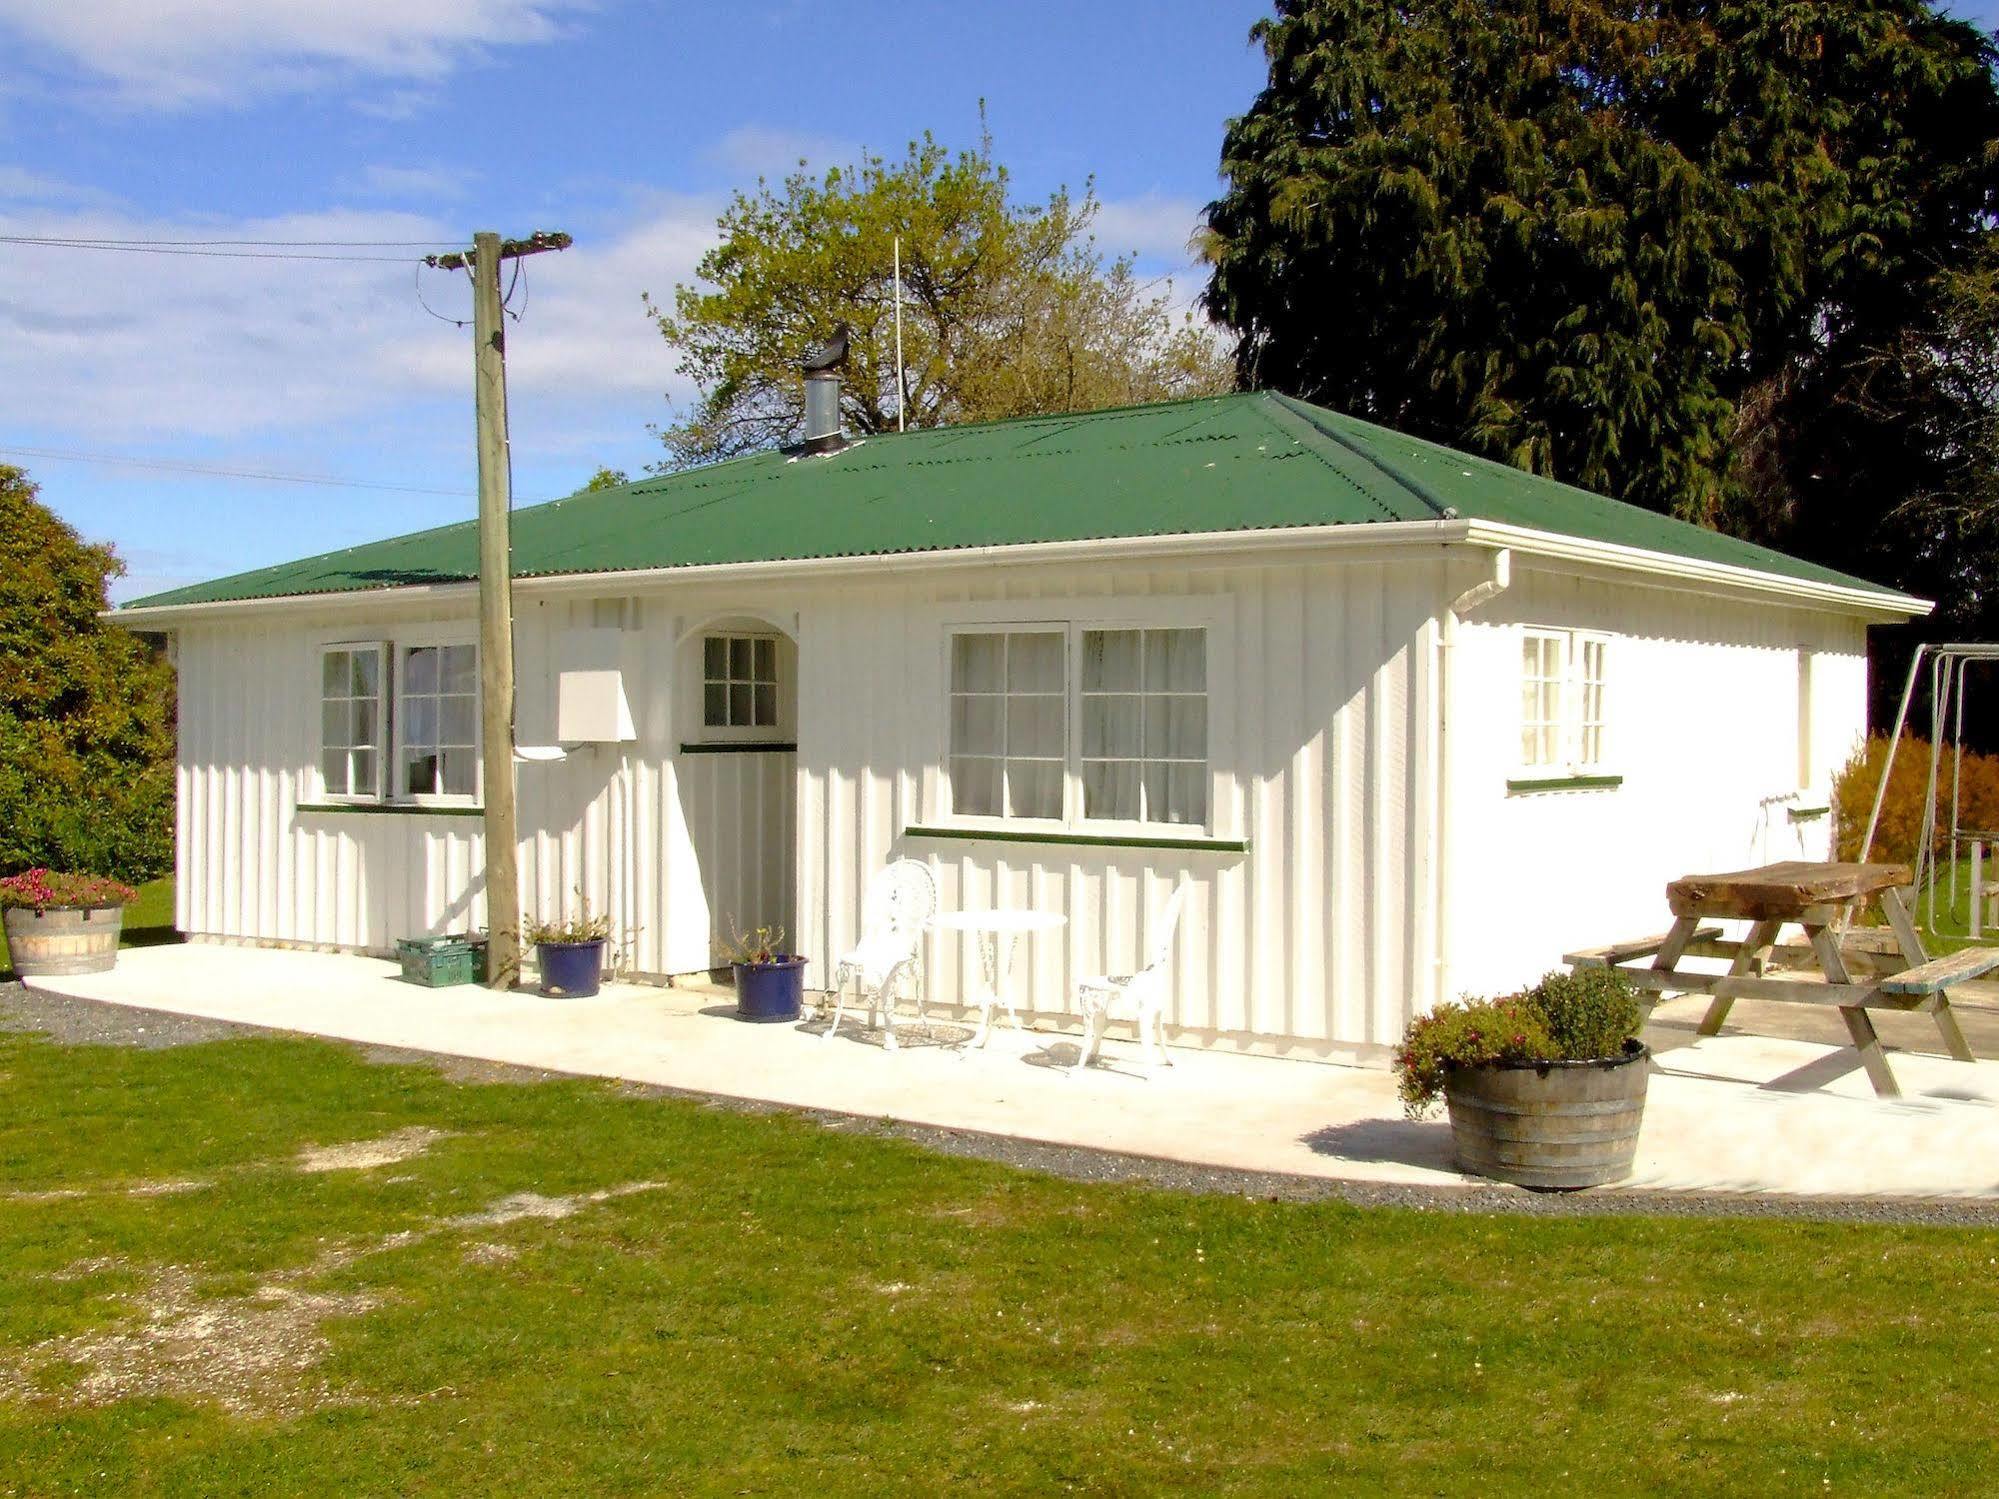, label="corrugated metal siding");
[793,556,1442,1054]
[170,547,1875,1055]
[173,555,1443,1053]
[1442,564,1869,1001]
